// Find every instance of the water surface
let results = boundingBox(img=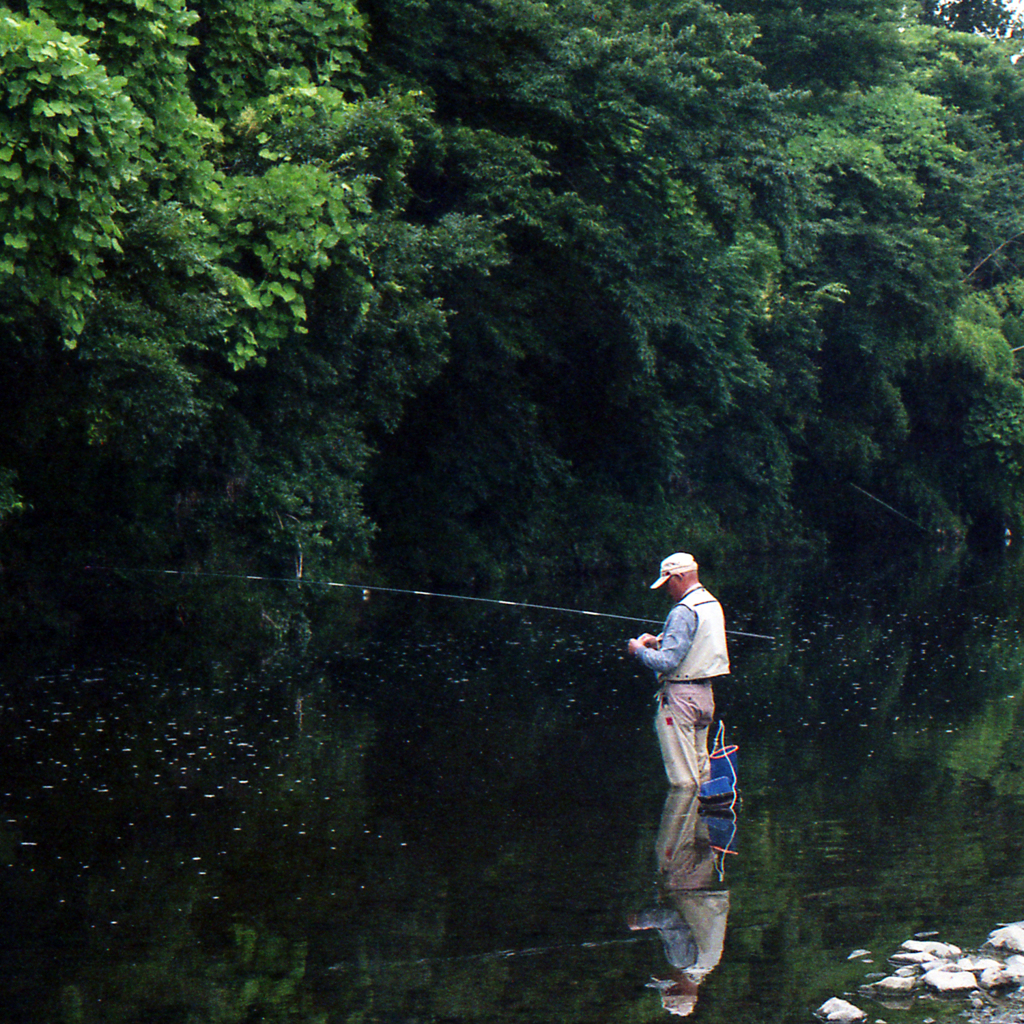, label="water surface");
[3,548,1024,1023]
